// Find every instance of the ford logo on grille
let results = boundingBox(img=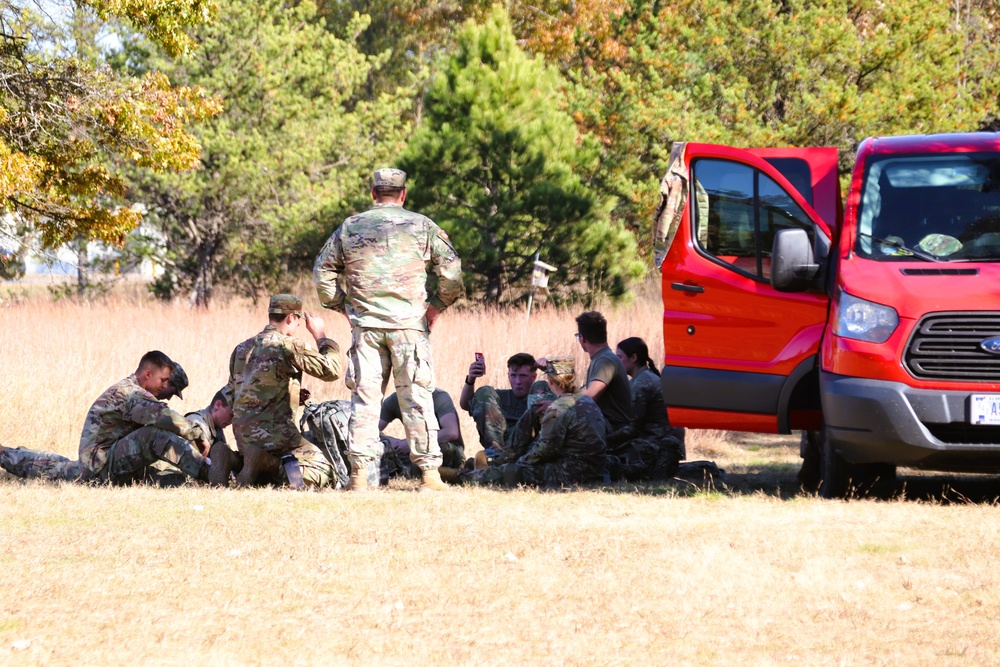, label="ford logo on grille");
[981,337,1000,354]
